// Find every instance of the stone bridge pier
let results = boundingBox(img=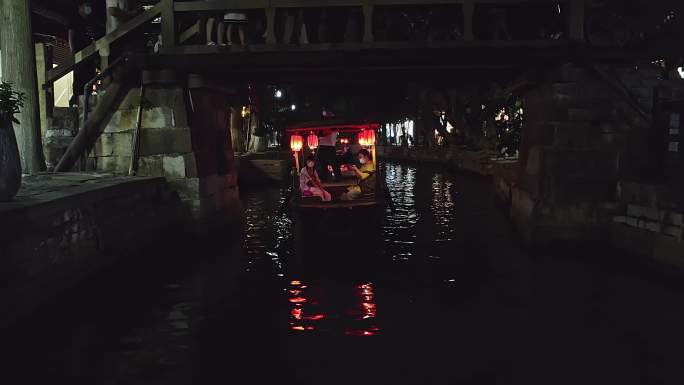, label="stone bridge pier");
[512,63,682,248]
[89,70,239,220]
